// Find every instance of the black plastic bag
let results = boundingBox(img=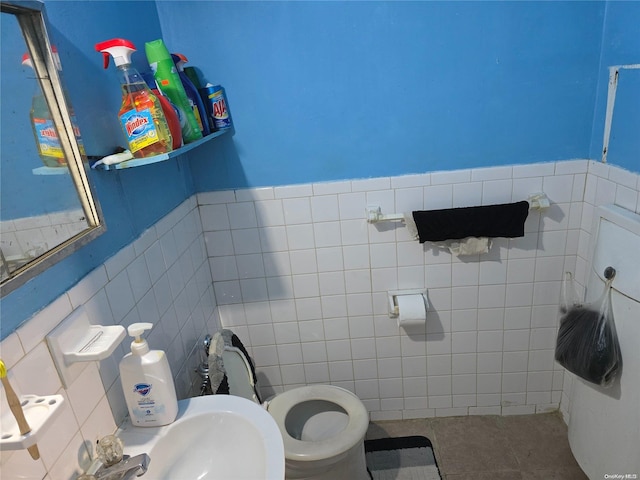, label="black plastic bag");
[555,272,622,388]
